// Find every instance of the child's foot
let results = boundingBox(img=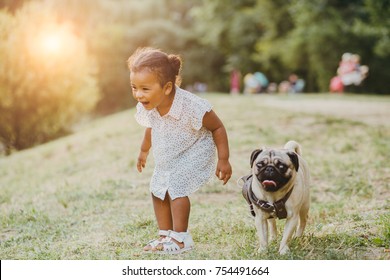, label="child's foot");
[143,230,170,251]
[153,231,194,254]
[153,237,183,251]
